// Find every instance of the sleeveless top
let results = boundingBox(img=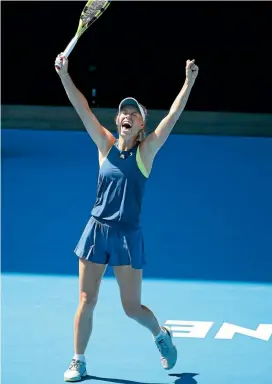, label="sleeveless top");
[91,140,148,230]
